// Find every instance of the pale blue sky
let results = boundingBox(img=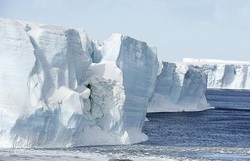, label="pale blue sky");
[1,0,250,62]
